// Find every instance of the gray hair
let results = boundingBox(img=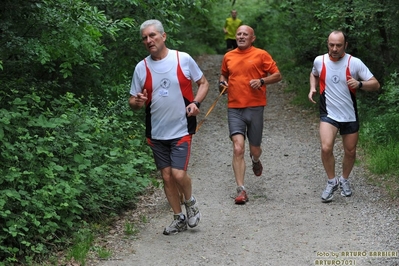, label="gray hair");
[140,19,165,35]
